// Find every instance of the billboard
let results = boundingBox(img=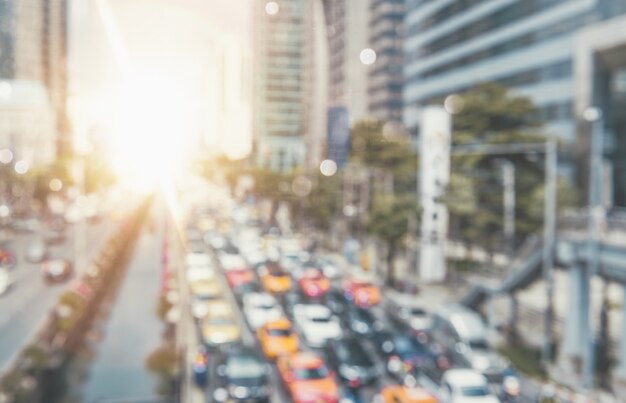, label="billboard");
[327,106,350,167]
